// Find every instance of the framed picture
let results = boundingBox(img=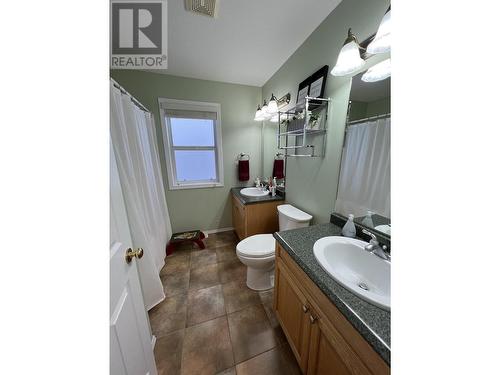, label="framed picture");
[295,65,329,109]
[308,65,329,99]
[296,77,310,108]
